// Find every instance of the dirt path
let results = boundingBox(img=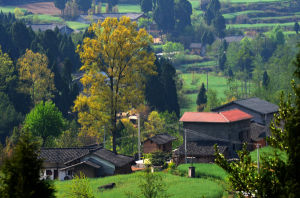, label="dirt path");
[19,2,61,15]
